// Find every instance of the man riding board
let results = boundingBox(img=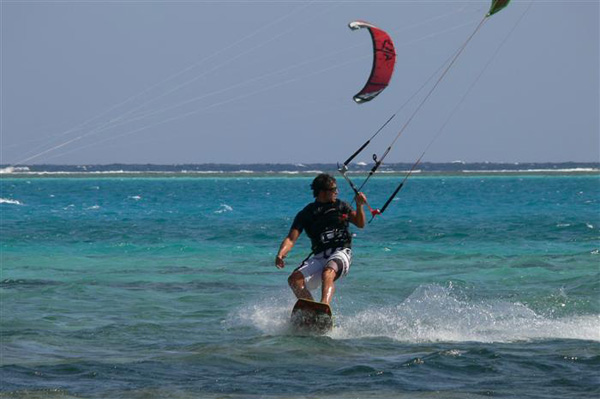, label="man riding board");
[275,173,367,305]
